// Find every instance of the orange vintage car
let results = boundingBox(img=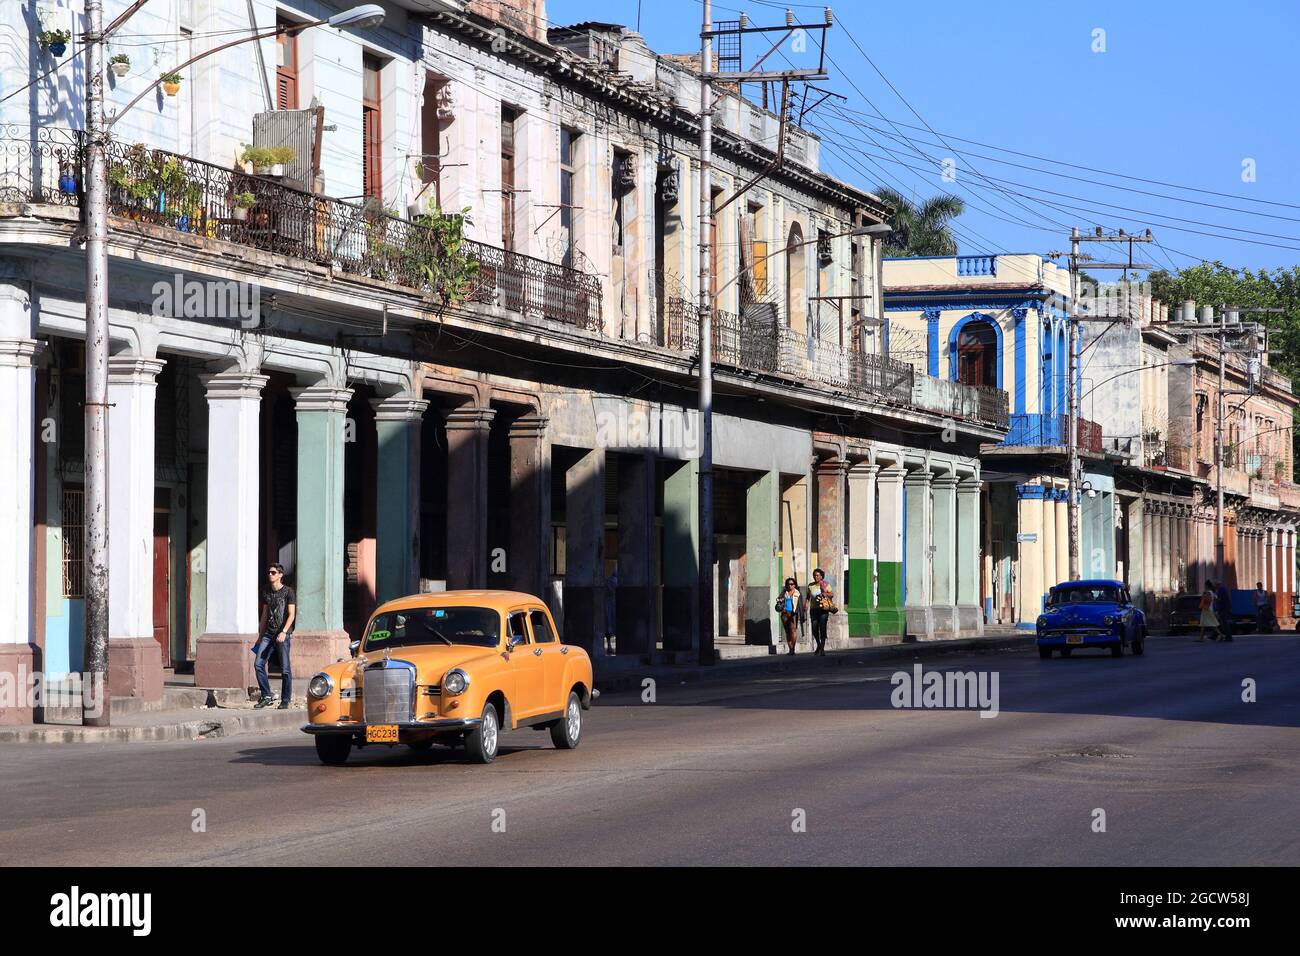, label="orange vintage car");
[302,591,594,765]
